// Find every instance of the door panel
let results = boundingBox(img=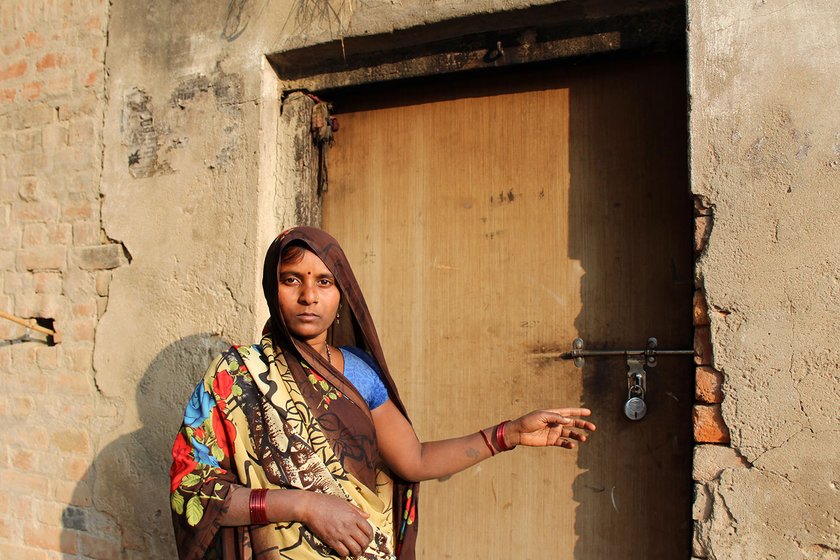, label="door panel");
[323,53,692,559]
